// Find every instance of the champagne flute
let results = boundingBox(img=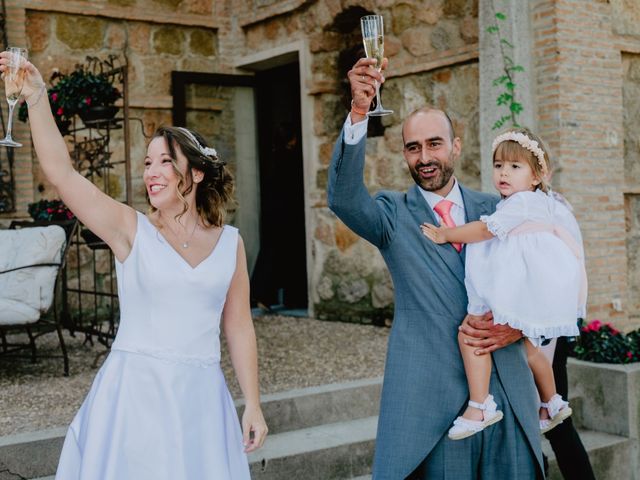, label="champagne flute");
[360,15,393,117]
[0,47,28,147]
